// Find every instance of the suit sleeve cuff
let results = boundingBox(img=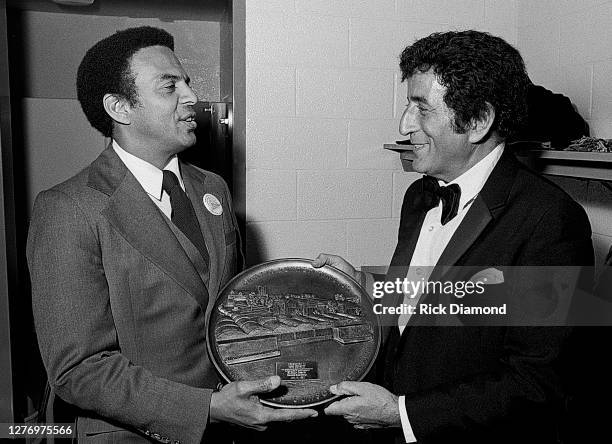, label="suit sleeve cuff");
[399,395,417,443]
